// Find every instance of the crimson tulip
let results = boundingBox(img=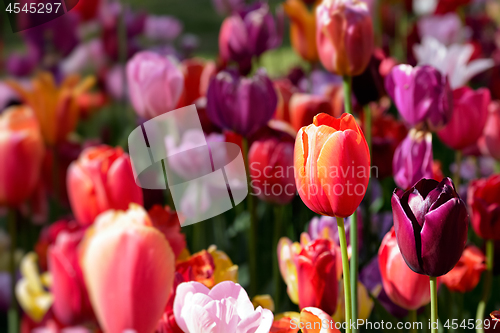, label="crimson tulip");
[67,145,143,226]
[379,228,434,310]
[288,93,332,131]
[392,178,469,276]
[0,106,44,207]
[316,0,374,76]
[468,174,500,240]
[441,245,486,293]
[294,113,370,218]
[148,205,186,259]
